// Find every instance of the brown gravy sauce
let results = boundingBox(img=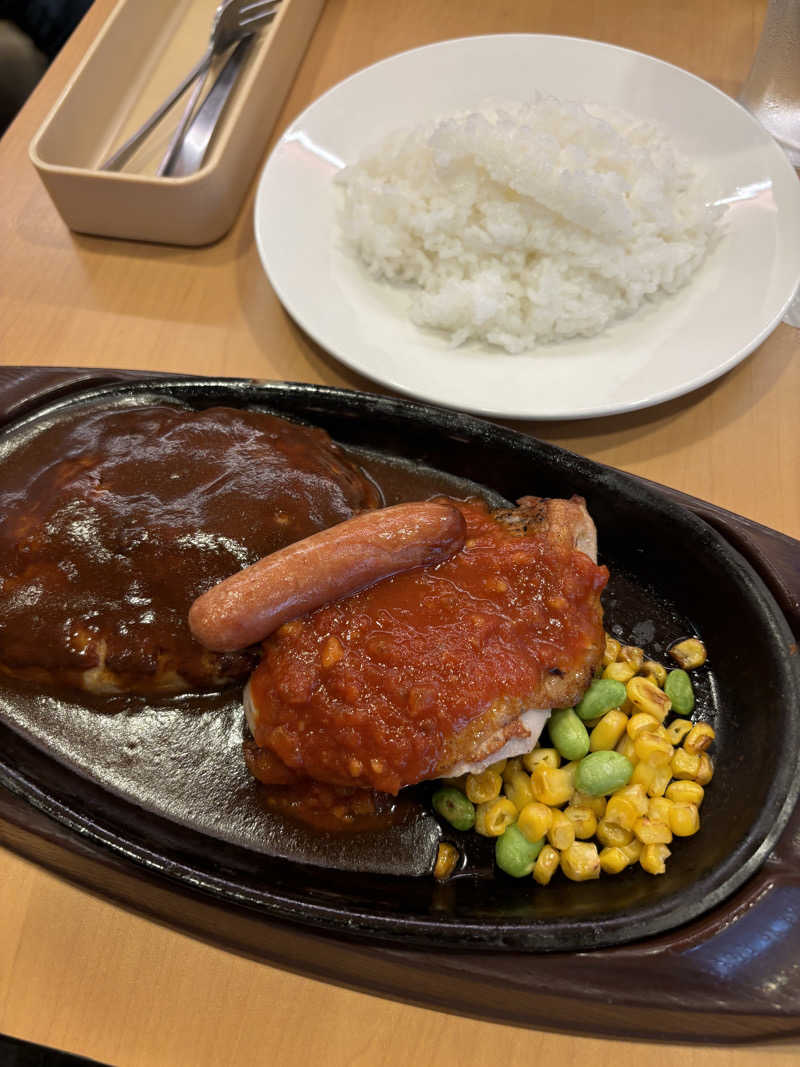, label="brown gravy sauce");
[0,405,378,693]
